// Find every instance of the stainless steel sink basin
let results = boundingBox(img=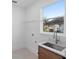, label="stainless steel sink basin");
[43,42,65,51]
